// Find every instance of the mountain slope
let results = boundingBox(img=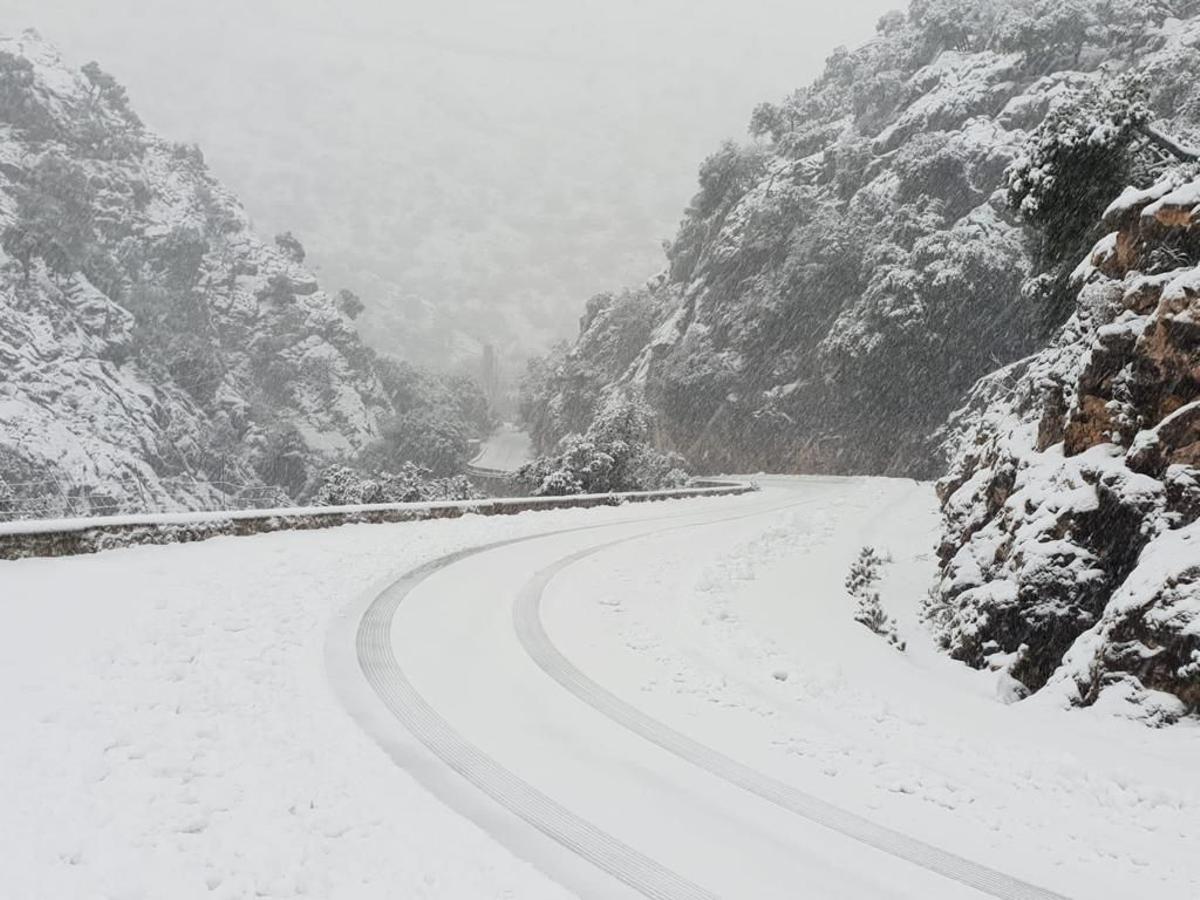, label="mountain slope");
[524,1,1200,478]
[0,31,391,517]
